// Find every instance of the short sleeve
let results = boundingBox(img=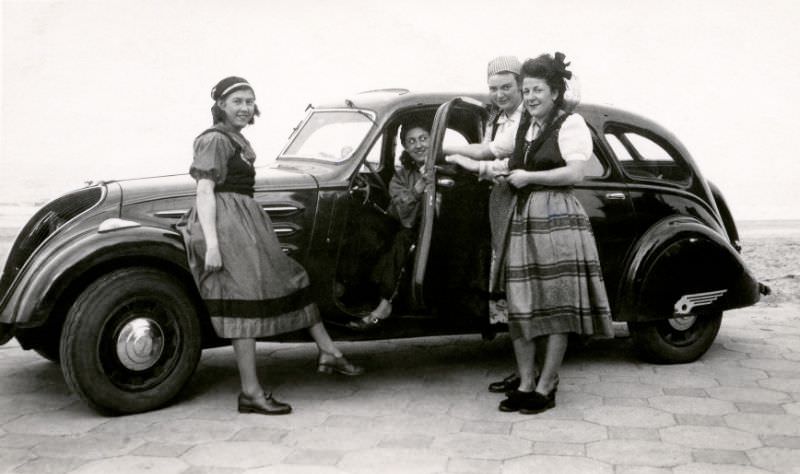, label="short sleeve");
[488,122,517,158]
[190,132,233,183]
[558,114,593,162]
